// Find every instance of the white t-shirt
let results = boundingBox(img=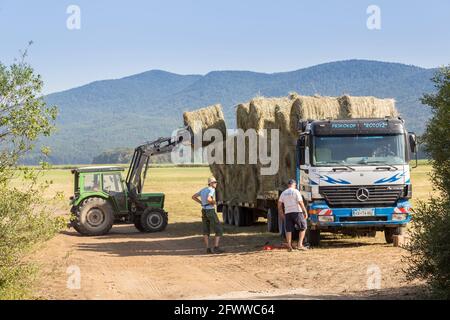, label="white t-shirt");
[279,188,303,214]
